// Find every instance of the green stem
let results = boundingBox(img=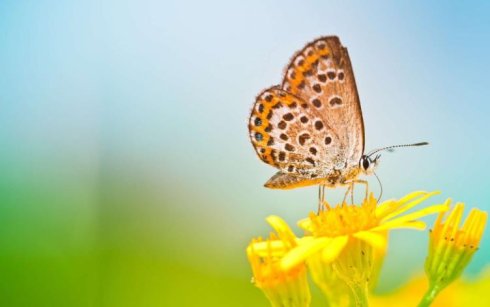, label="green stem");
[418,285,441,307]
[348,282,368,307]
